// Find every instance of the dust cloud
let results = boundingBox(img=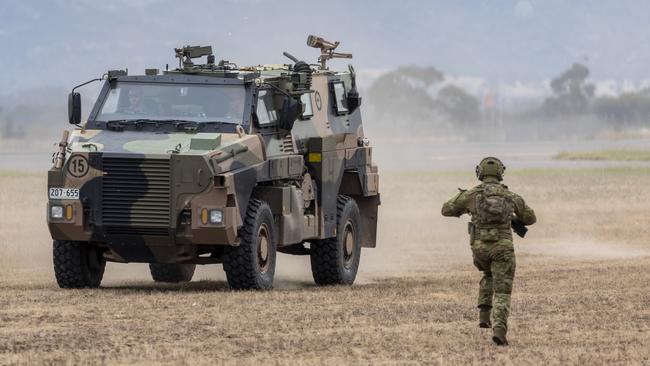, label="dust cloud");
[3,164,649,287]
